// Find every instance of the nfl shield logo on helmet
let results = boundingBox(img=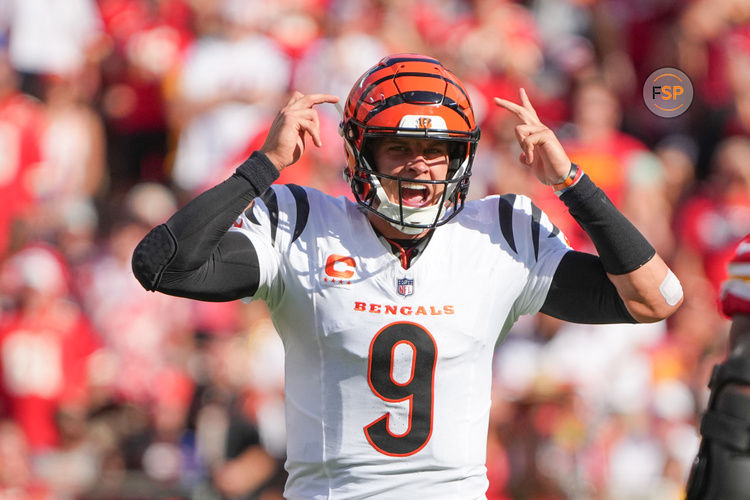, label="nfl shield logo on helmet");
[397,278,414,297]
